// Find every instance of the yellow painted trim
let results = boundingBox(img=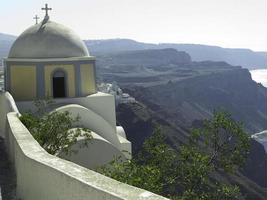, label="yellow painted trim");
[80,64,96,96]
[10,65,36,101]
